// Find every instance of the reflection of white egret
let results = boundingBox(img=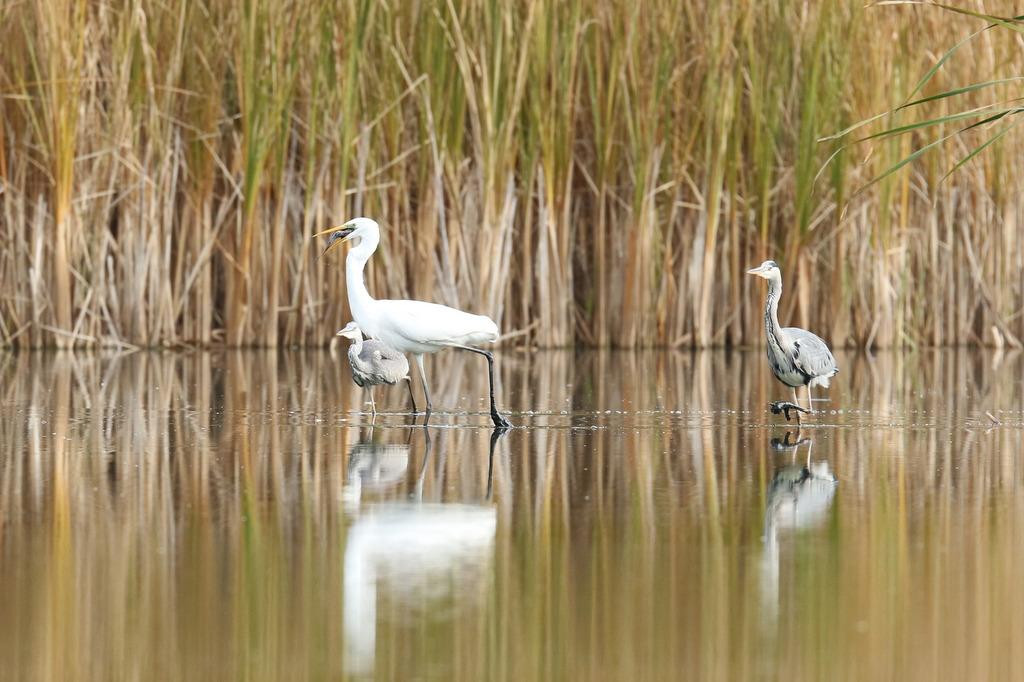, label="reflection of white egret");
[343,504,497,675]
[761,434,838,623]
[343,428,499,677]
